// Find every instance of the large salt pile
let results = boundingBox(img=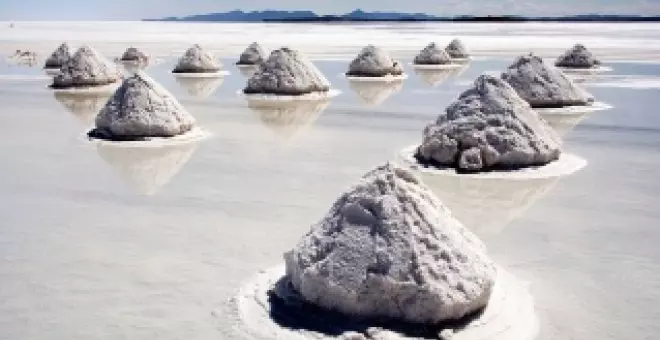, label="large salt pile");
[415,75,561,173]
[88,71,196,141]
[501,53,594,108]
[244,47,331,96]
[44,42,71,69]
[285,163,497,324]
[51,45,121,89]
[346,45,404,77]
[172,44,222,74]
[555,44,601,69]
[237,42,267,66]
[445,39,469,59]
[414,42,452,65]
